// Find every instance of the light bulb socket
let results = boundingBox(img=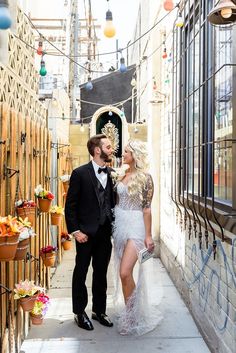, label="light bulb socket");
[105,9,113,21]
[40,60,45,66]
[120,57,125,65]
